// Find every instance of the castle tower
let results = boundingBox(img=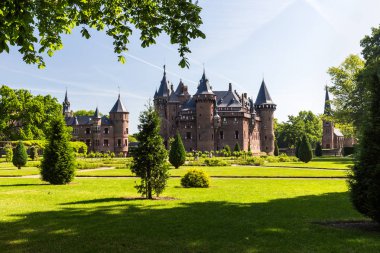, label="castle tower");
[194,69,216,151]
[109,94,129,156]
[254,79,276,155]
[62,89,72,117]
[322,86,334,149]
[153,65,171,147]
